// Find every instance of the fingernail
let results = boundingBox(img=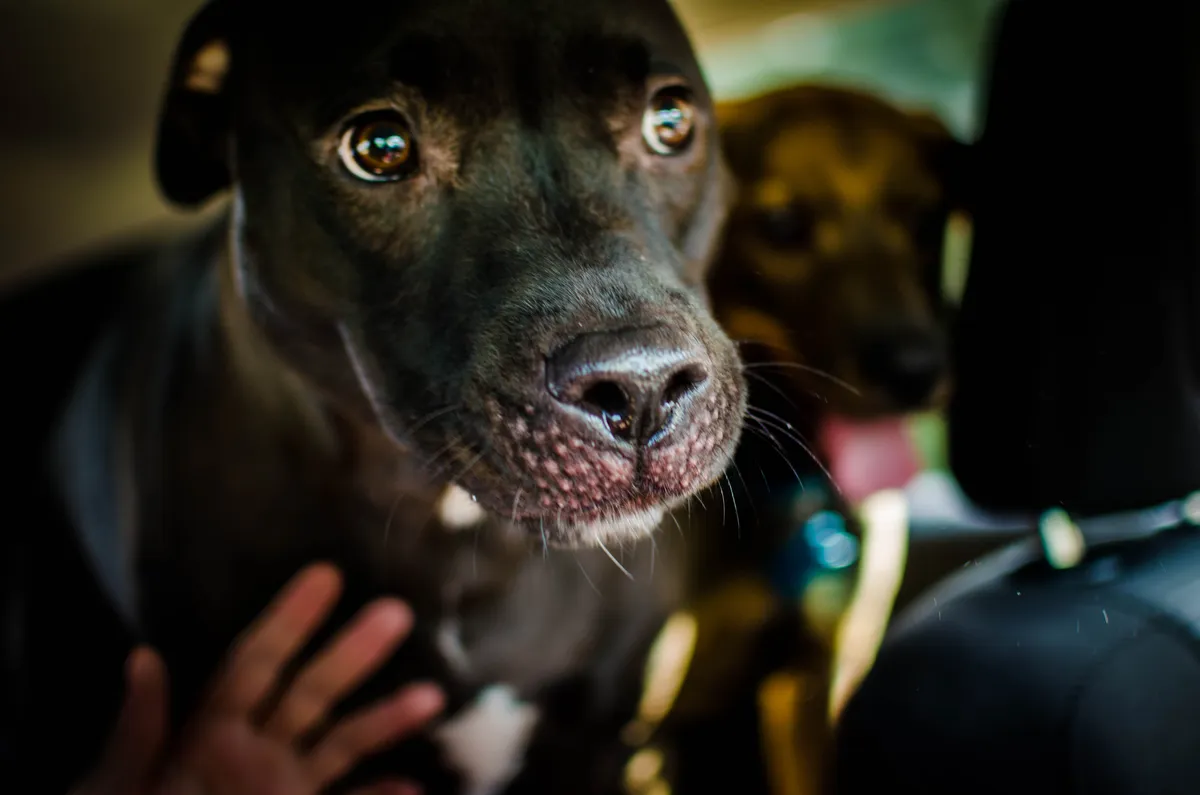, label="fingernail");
[368,599,413,632]
[126,646,157,683]
[405,682,447,715]
[301,562,344,594]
